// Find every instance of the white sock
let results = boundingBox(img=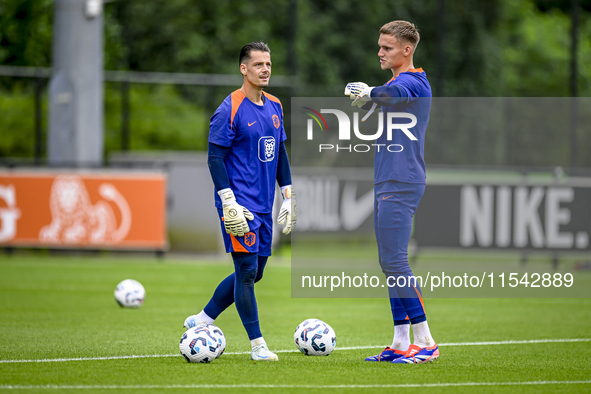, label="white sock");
[197,310,214,325]
[391,324,411,351]
[251,337,267,349]
[412,321,435,347]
